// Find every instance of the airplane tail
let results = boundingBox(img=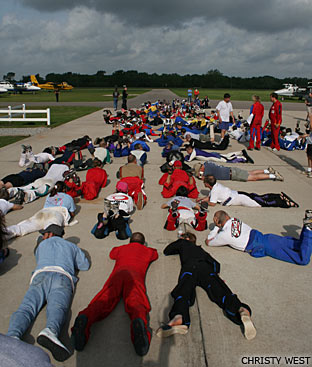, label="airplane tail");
[30,75,39,86]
